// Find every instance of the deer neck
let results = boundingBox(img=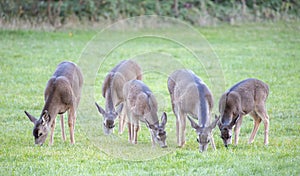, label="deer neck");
[198,101,209,128]
[194,81,209,128]
[41,101,60,125]
[105,87,115,113]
